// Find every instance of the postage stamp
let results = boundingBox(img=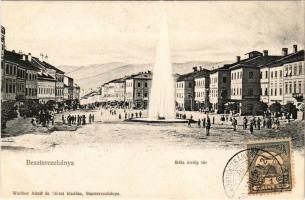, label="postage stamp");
[247,138,292,194]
